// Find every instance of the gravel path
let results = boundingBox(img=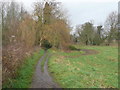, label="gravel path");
[31,51,59,88]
